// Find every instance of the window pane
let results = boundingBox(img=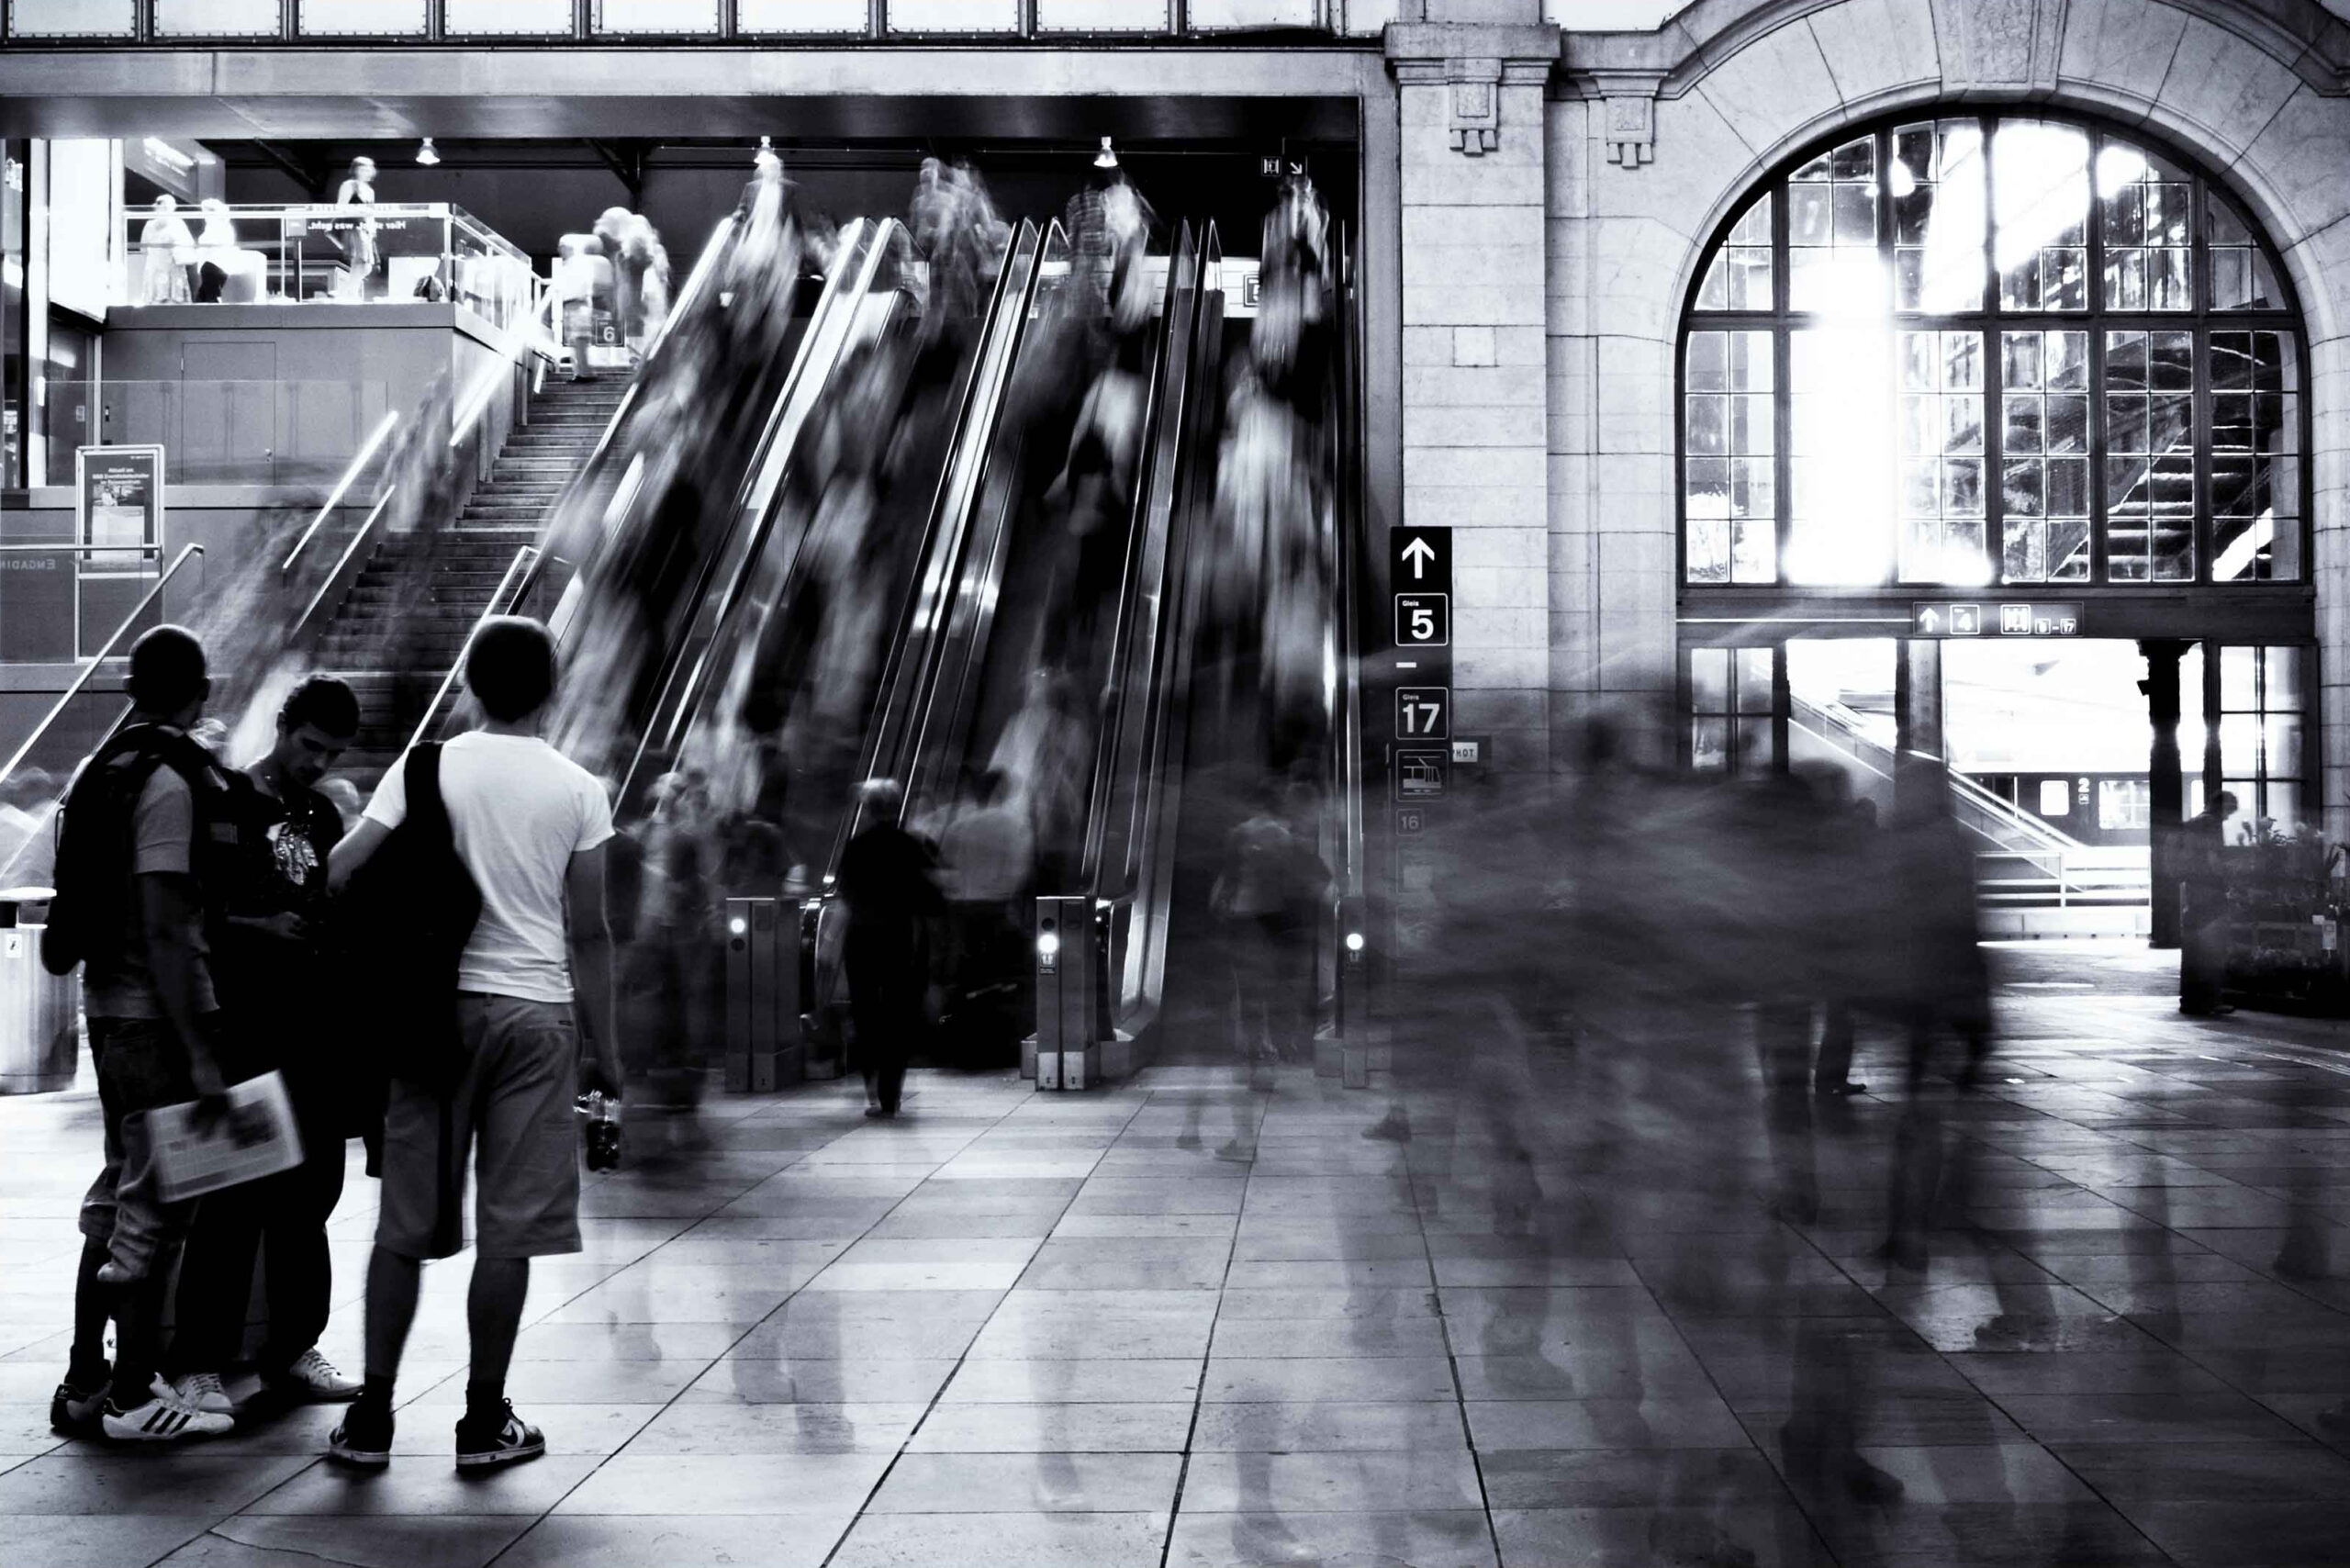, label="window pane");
[2210,191,2284,310]
[2265,645,2305,710]
[1734,647,1773,711]
[2103,329,2195,581]
[2261,782,2302,835]
[1993,121,2089,311]
[2220,644,2257,711]
[738,0,868,28]
[6,0,133,33]
[2098,139,2192,310]
[1039,0,1172,26]
[1897,330,1989,584]
[446,0,572,32]
[1735,718,1776,774]
[1189,0,1316,25]
[1692,719,1730,771]
[1893,119,1986,311]
[888,0,1020,30]
[1689,648,1729,715]
[1695,193,1774,311]
[154,0,279,34]
[297,0,423,30]
[1790,137,1882,313]
[2220,714,2259,777]
[1787,327,1894,584]
[595,0,721,30]
[1684,332,1774,584]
